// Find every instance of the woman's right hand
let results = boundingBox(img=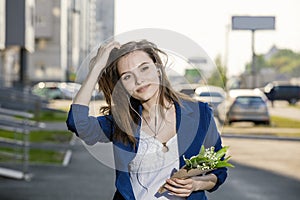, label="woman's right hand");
[73,40,120,106]
[90,40,121,71]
